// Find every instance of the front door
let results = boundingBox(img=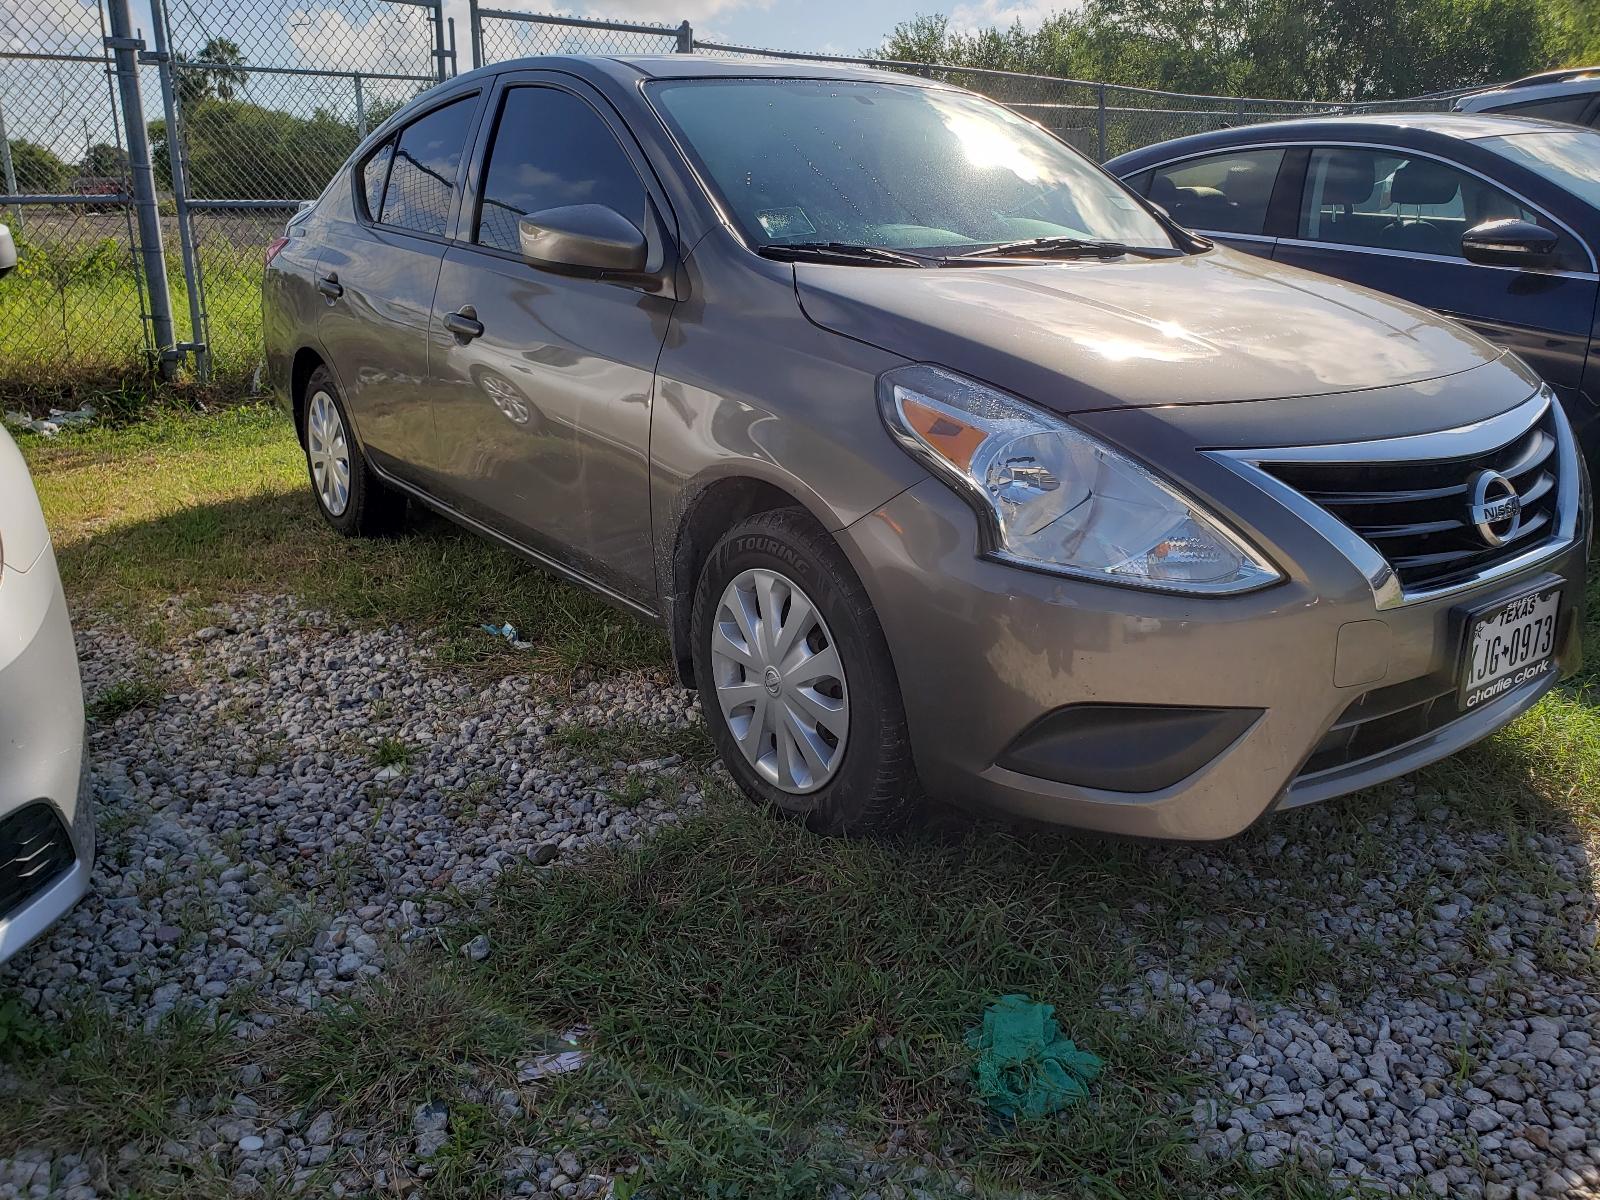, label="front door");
[316,91,481,485]
[428,76,676,606]
[1272,146,1599,406]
